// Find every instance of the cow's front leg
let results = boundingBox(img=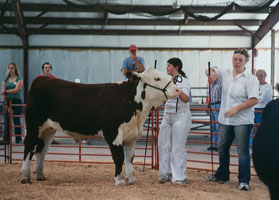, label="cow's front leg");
[124,144,137,184]
[108,143,125,186]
